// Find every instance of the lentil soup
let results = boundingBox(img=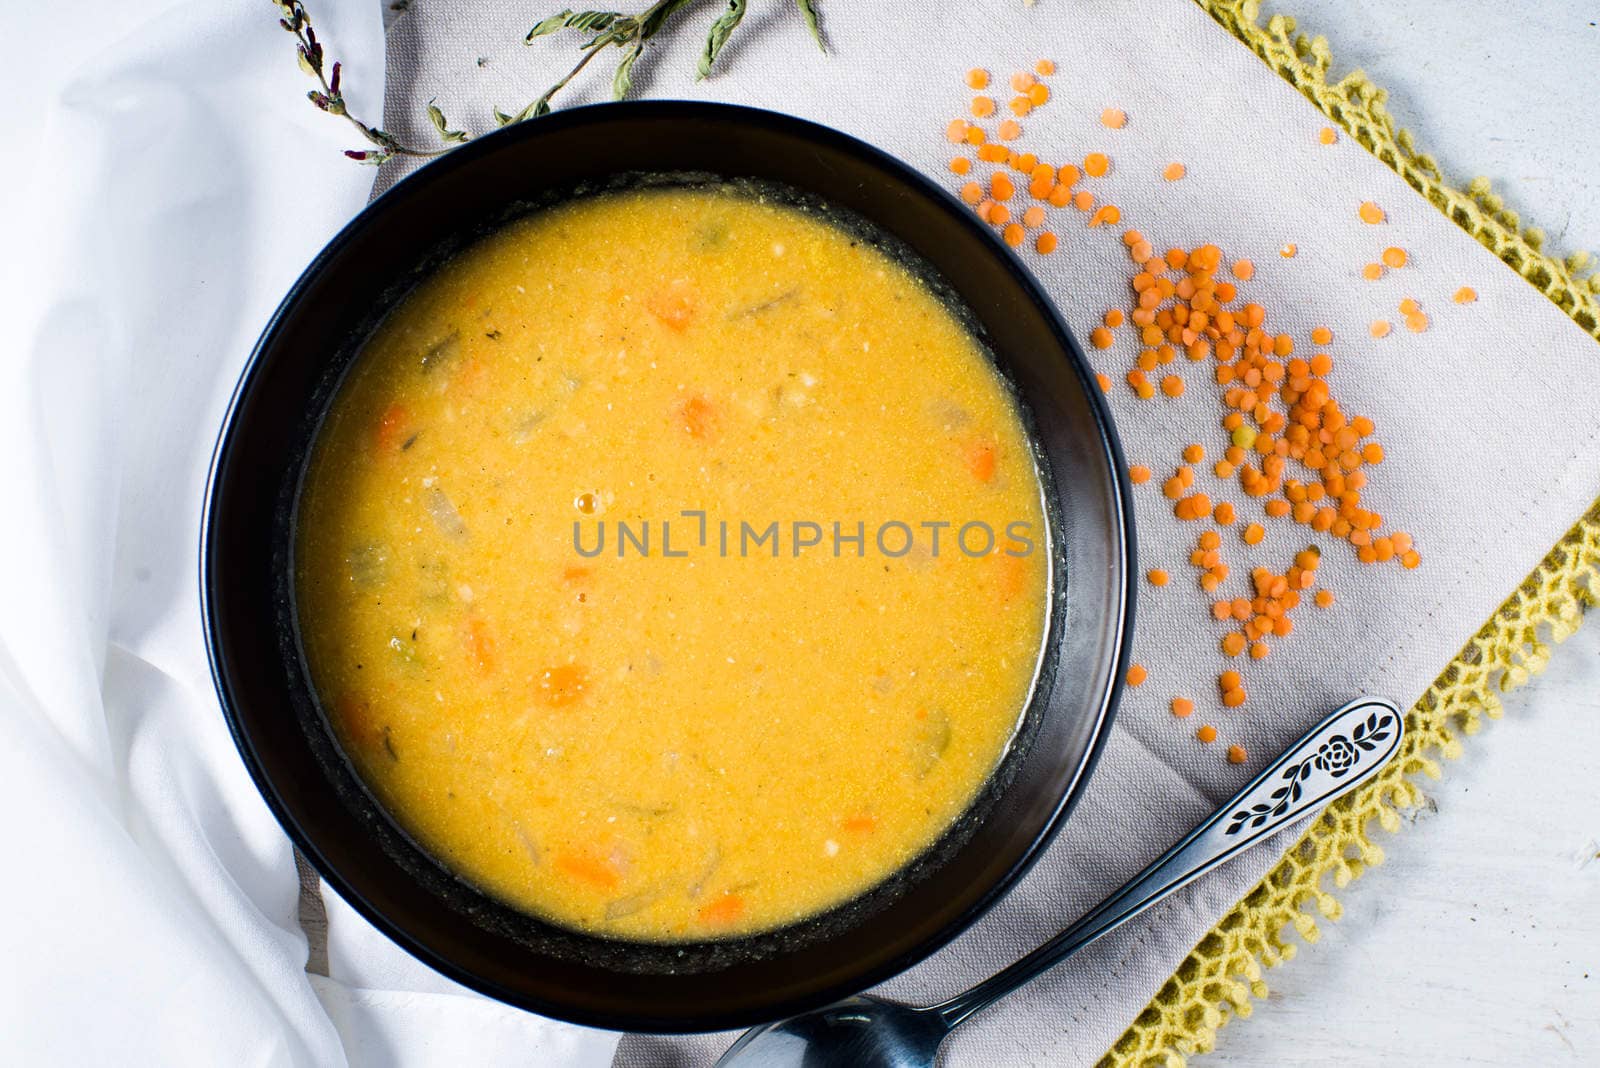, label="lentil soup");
[295,185,1050,941]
